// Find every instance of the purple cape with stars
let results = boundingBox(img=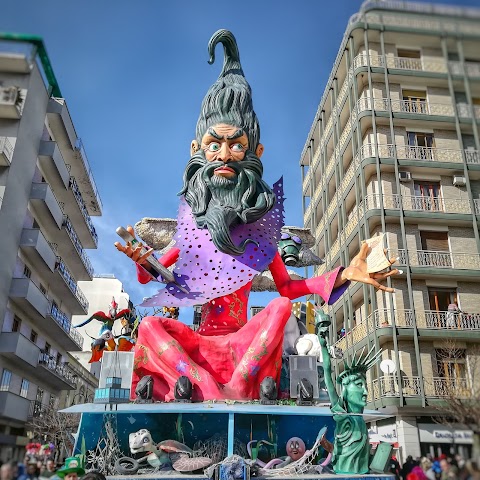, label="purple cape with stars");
[140,178,285,307]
